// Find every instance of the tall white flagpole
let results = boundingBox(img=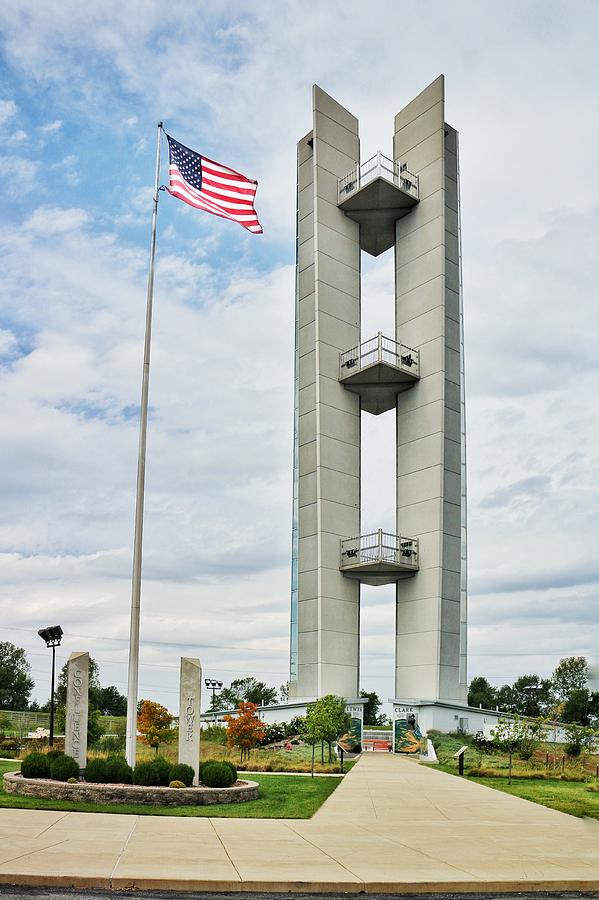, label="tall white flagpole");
[125,121,163,766]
